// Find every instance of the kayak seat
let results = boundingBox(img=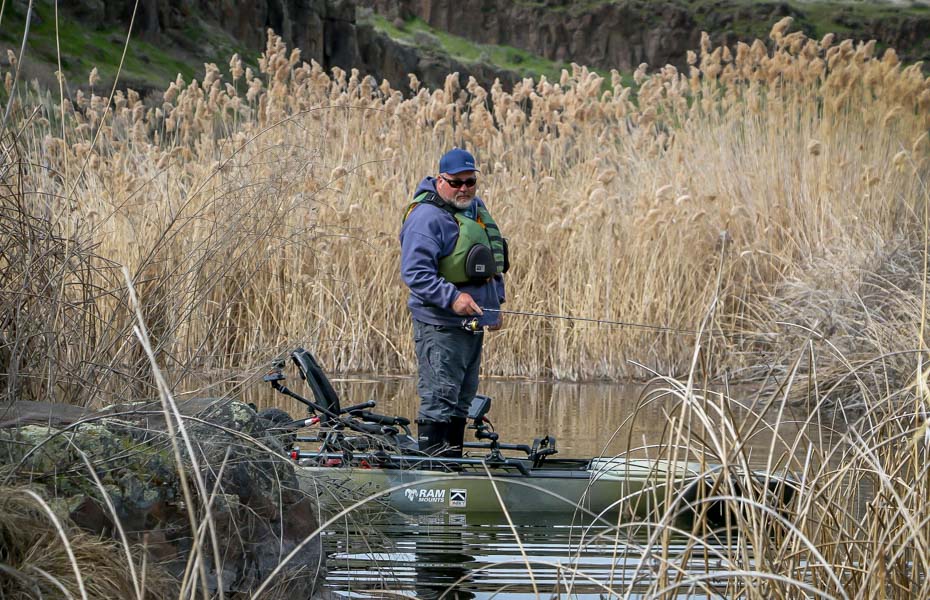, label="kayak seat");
[291,347,342,416]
